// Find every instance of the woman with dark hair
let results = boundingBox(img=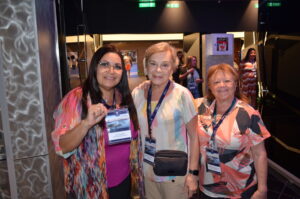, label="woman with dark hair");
[239,48,257,108]
[196,63,269,199]
[51,45,144,199]
[172,50,184,84]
